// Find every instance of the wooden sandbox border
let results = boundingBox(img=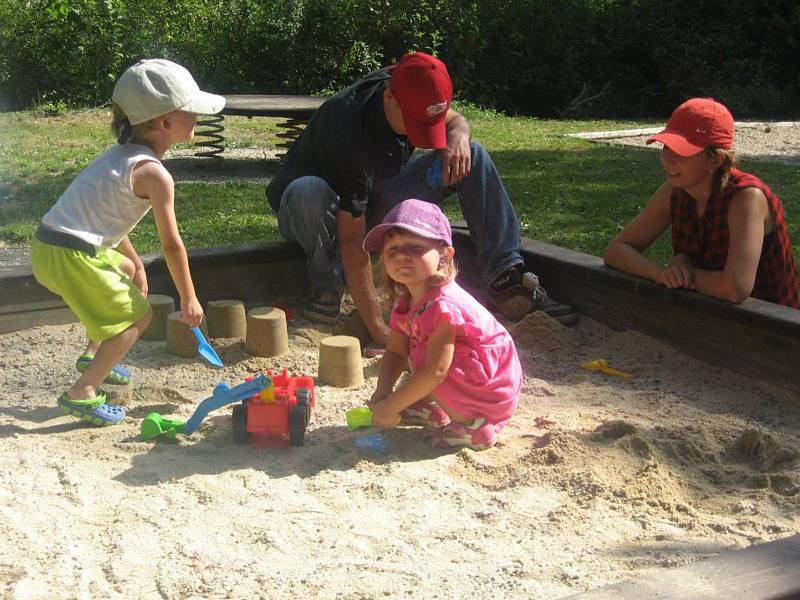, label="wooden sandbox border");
[2,226,799,393]
[563,533,800,599]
